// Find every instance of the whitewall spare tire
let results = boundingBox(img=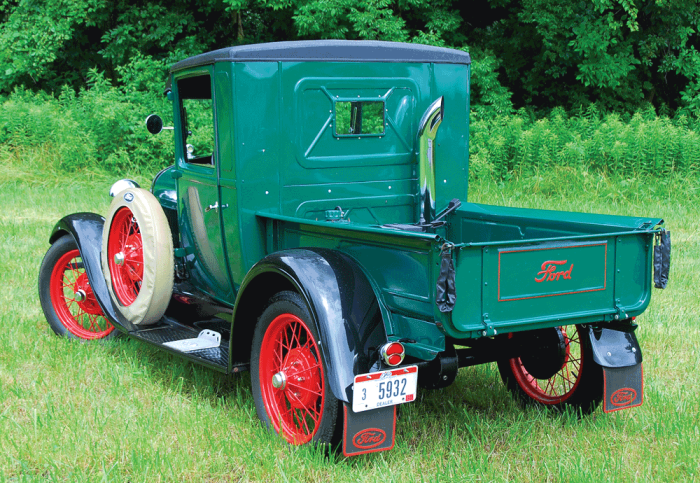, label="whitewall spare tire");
[101,187,174,325]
